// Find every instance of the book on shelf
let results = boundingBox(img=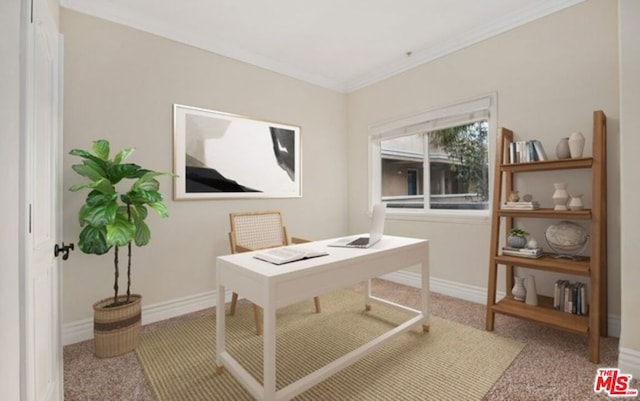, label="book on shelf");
[253,246,328,265]
[502,246,542,258]
[508,140,547,163]
[502,201,540,210]
[532,140,547,161]
[554,280,587,315]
